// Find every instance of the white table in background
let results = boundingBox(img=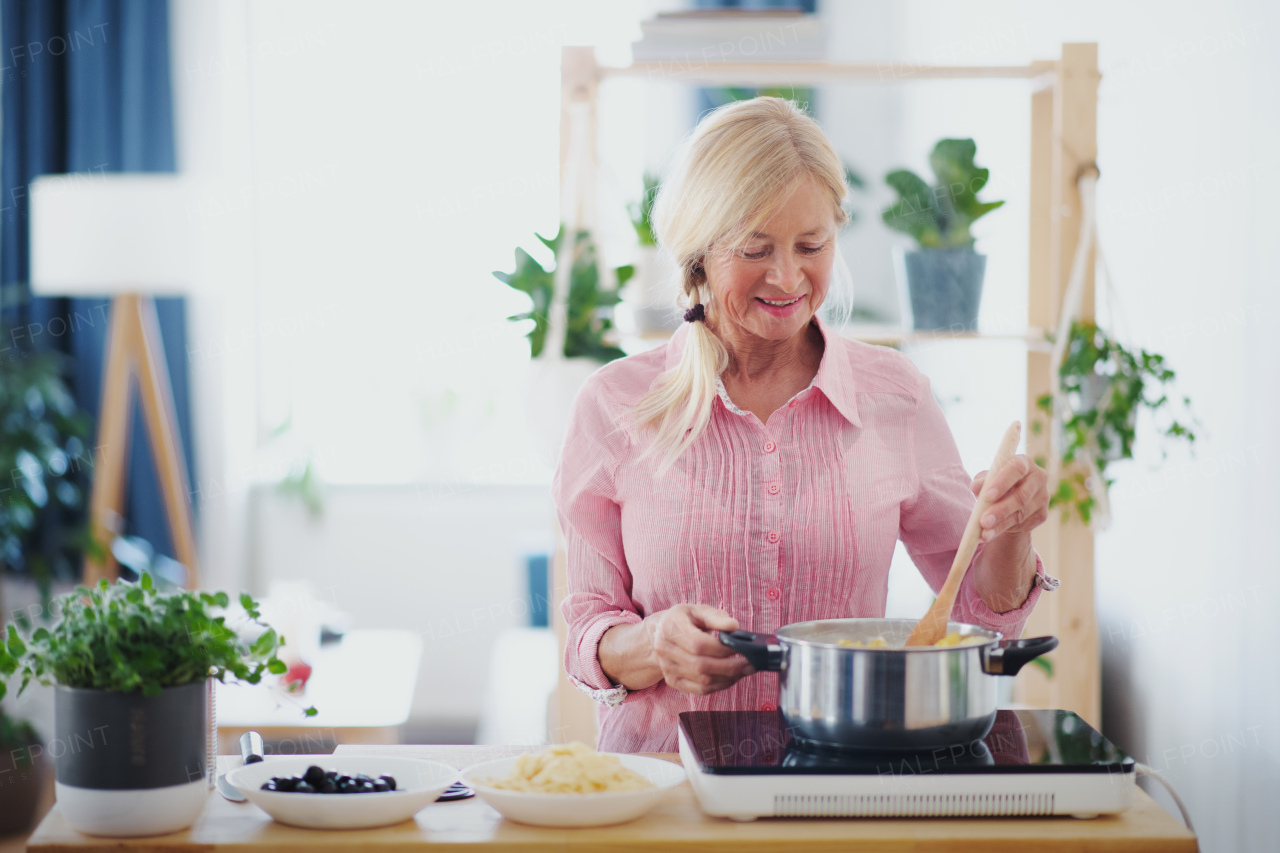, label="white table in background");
[215,629,422,753]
